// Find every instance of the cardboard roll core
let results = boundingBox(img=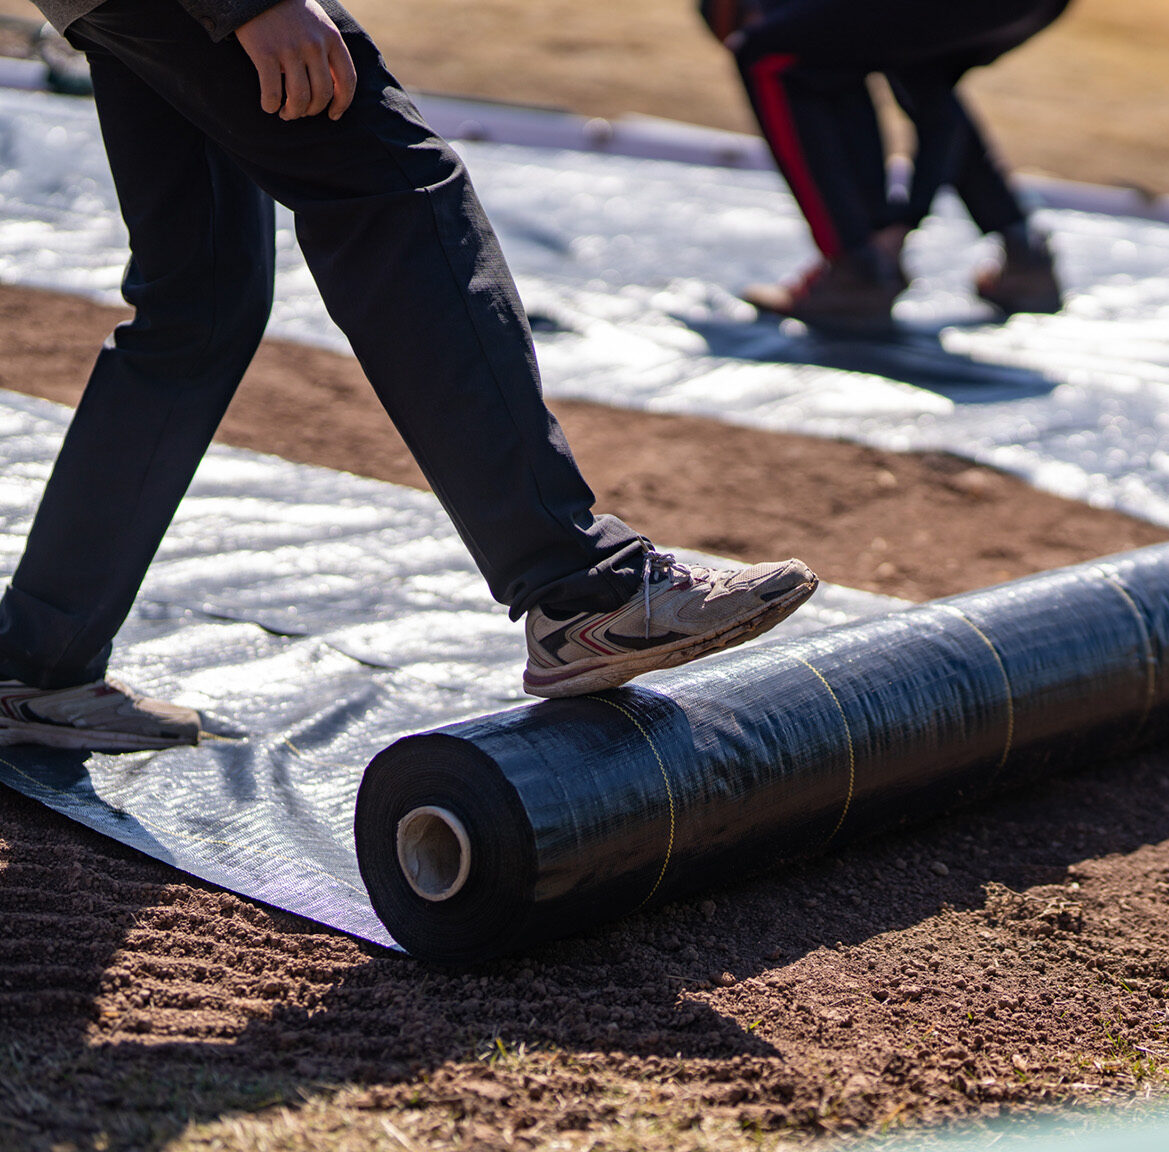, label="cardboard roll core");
[396,805,472,902]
